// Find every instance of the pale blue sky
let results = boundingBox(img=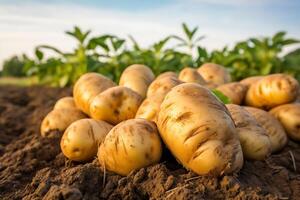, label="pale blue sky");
[0,0,299,64]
